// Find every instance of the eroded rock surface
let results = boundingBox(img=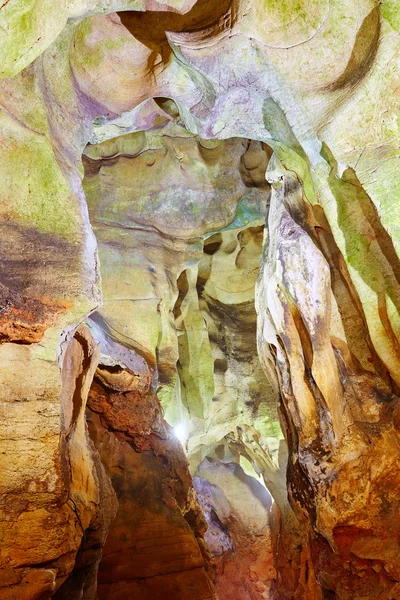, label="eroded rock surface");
[194,459,275,600]
[256,168,400,599]
[86,368,215,600]
[1,1,400,599]
[81,127,285,597]
[0,325,117,600]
